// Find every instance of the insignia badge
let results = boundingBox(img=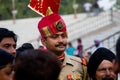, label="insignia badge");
[56,20,64,31]
[75,74,81,80]
[67,74,73,80]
